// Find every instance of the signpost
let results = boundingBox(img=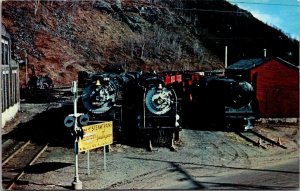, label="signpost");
[70,81,82,190]
[65,81,113,189]
[79,121,113,173]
